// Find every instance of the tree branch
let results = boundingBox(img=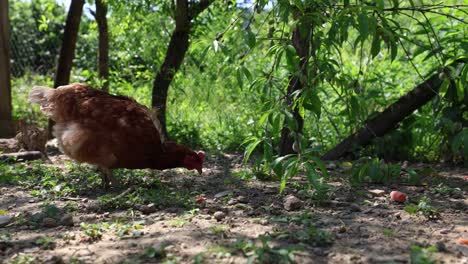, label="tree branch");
[189,0,213,20]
